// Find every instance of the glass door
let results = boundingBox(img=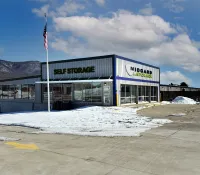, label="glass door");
[103,82,111,106]
[62,84,72,102]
